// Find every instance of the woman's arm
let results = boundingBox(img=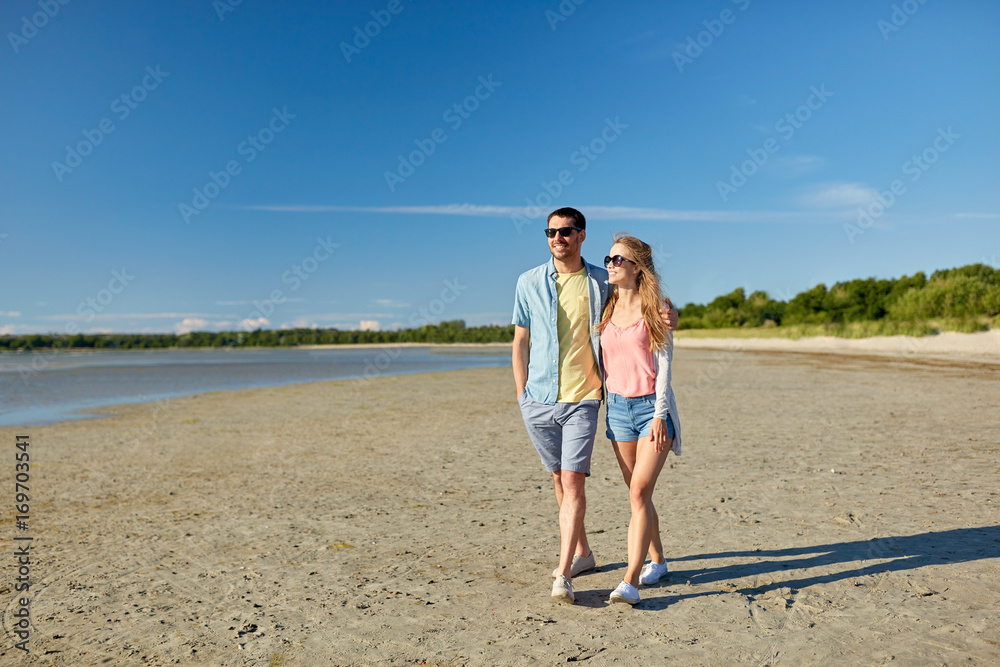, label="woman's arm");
[652,332,673,421]
[649,334,673,452]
